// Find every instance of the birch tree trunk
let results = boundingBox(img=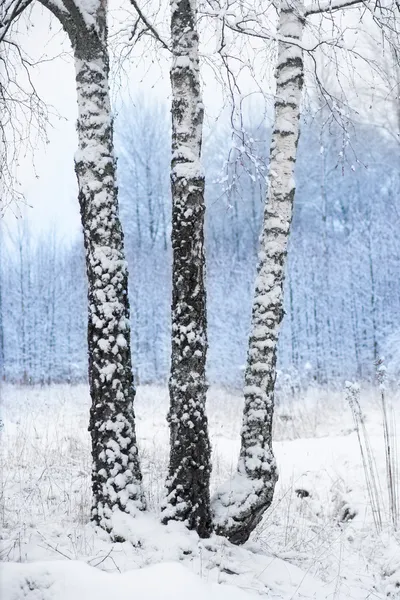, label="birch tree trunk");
[162,0,212,537]
[27,0,146,534]
[72,13,145,533]
[212,0,305,544]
